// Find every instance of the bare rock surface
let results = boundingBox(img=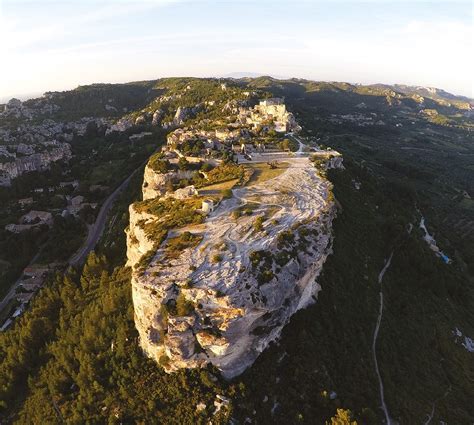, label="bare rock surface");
[127,156,337,378]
